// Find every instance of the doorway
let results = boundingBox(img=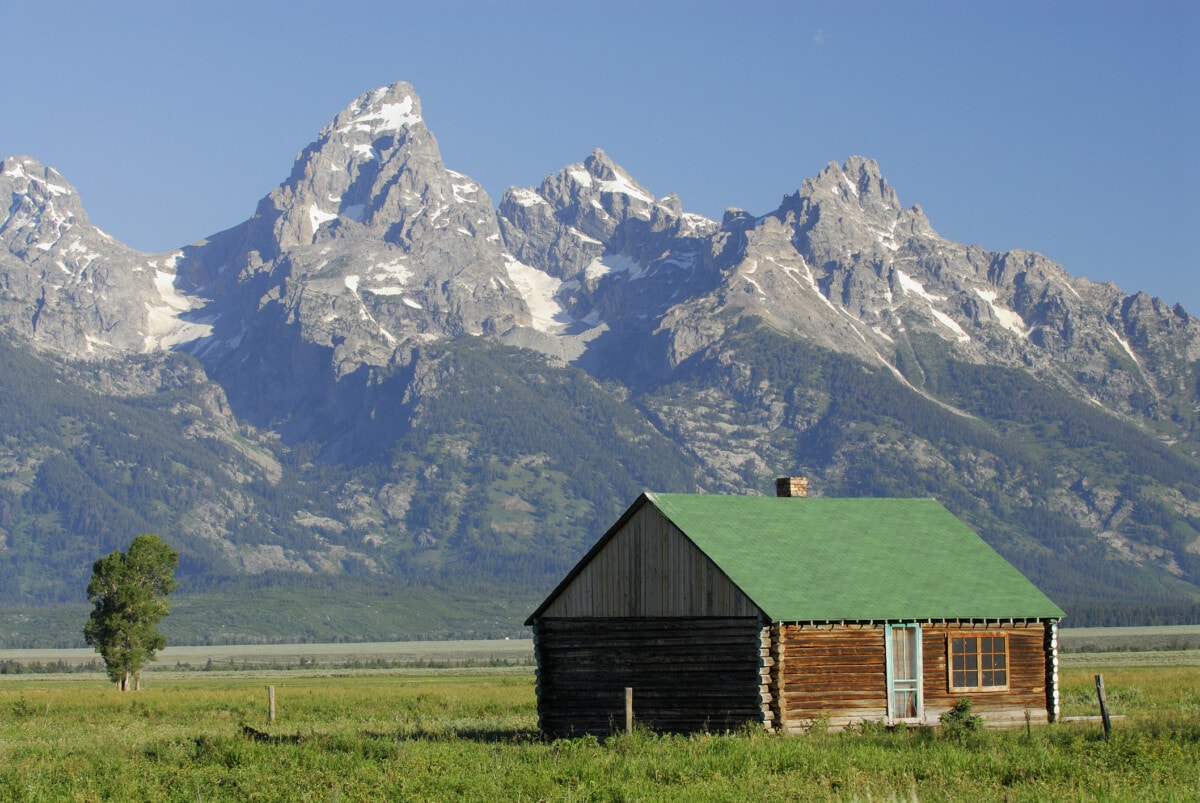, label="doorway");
[886,624,923,722]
